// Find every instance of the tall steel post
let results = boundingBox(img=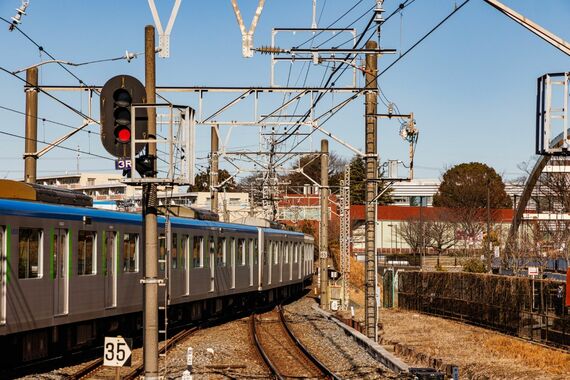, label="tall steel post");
[143,24,159,380]
[24,67,38,184]
[364,40,378,340]
[210,125,219,213]
[319,139,329,308]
